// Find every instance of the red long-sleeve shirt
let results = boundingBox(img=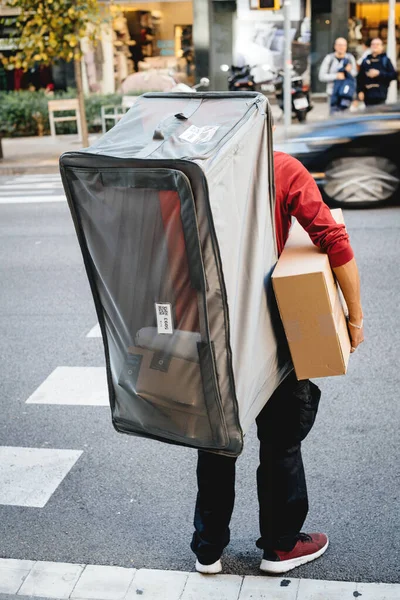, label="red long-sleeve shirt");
[274,151,354,268]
